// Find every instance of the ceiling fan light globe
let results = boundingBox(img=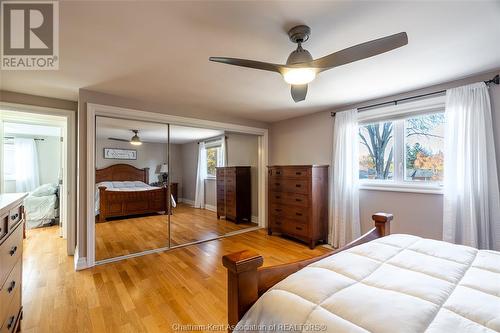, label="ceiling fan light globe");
[130,140,142,146]
[283,68,316,85]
